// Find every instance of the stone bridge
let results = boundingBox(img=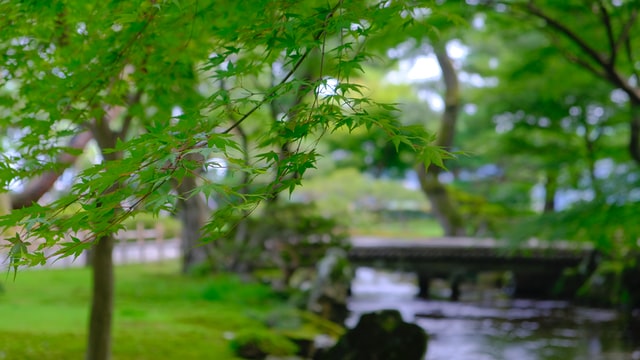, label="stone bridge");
[347,236,595,300]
